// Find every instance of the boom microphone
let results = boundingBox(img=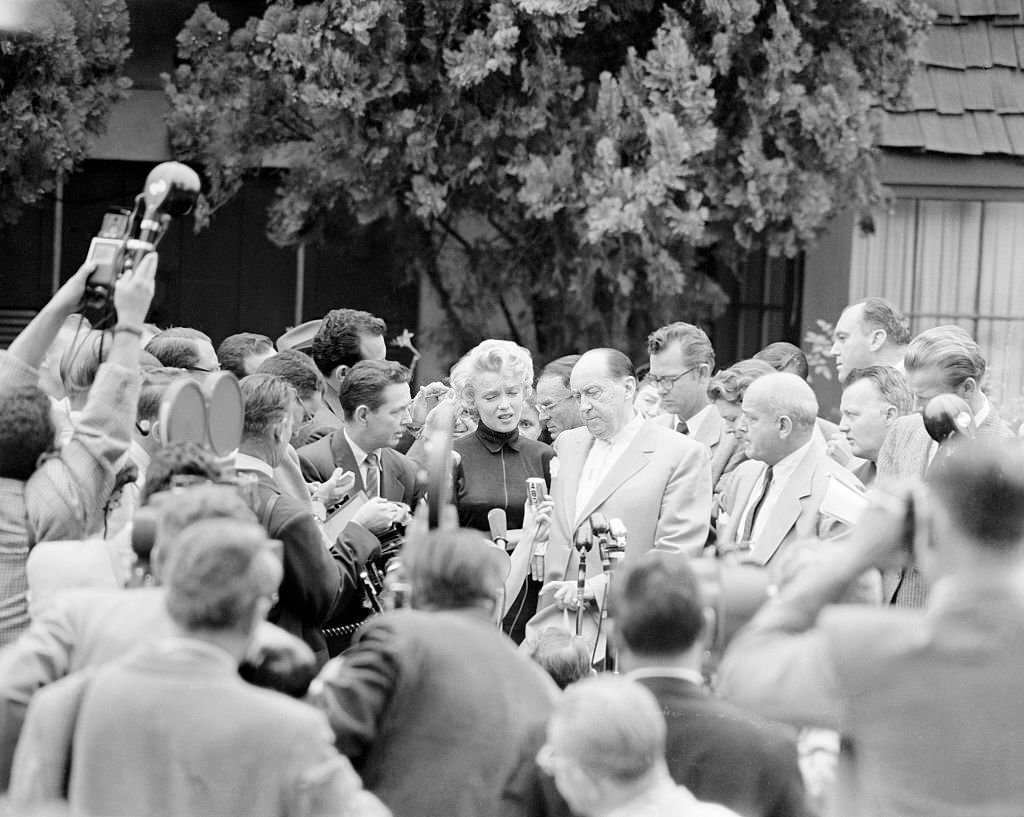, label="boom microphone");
[488,508,510,551]
[138,162,202,244]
